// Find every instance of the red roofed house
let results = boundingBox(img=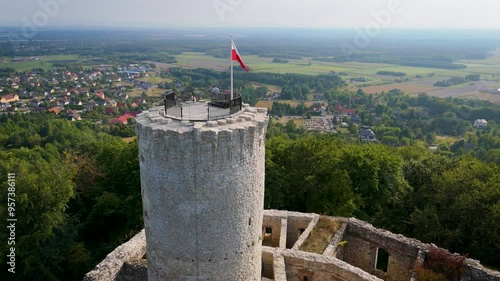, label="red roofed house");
[342,108,356,115]
[48,107,61,114]
[335,105,356,115]
[95,90,106,100]
[110,113,136,125]
[1,94,19,103]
